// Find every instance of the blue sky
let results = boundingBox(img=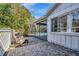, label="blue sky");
[21,3,52,19]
